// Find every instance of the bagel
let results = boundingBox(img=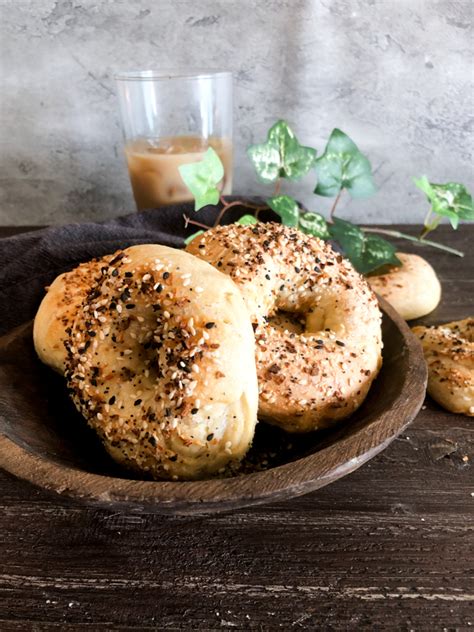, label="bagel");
[34,257,110,373]
[412,318,474,416]
[368,253,441,320]
[36,245,259,480]
[187,223,383,432]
